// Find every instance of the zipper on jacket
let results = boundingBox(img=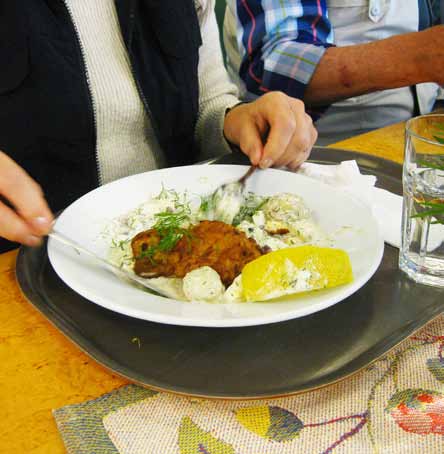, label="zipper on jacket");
[62,0,102,184]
